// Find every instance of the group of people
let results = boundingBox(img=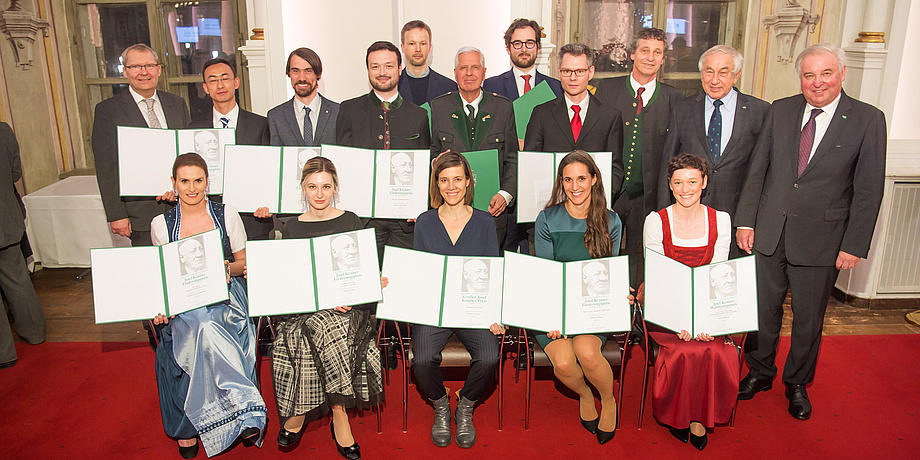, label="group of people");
[89,15,885,459]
